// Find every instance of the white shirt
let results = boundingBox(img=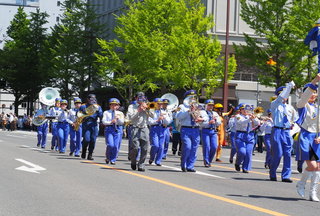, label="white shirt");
[235,114,260,132]
[200,110,221,129]
[102,110,125,126]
